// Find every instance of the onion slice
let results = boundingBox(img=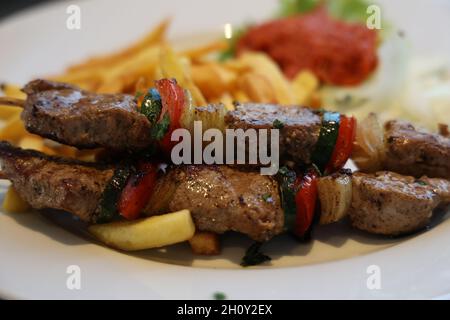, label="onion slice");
[352,113,385,172]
